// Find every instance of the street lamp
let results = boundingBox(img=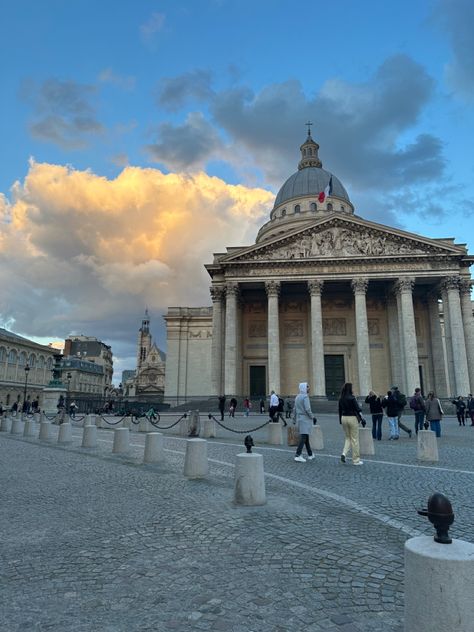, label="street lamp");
[66,372,72,412]
[23,364,30,411]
